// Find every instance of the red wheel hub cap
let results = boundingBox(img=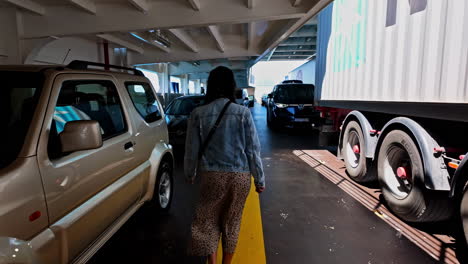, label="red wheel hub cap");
[353,145,360,154]
[397,167,409,179]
